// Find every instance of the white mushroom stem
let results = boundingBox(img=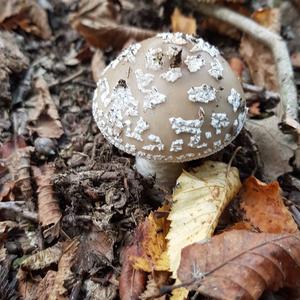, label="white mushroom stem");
[135,157,185,189]
[188,2,299,123]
